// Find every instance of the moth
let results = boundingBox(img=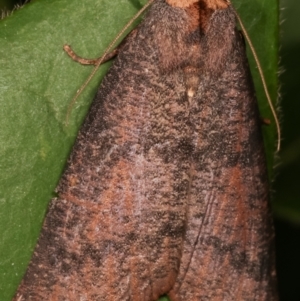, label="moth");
[13,0,278,300]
